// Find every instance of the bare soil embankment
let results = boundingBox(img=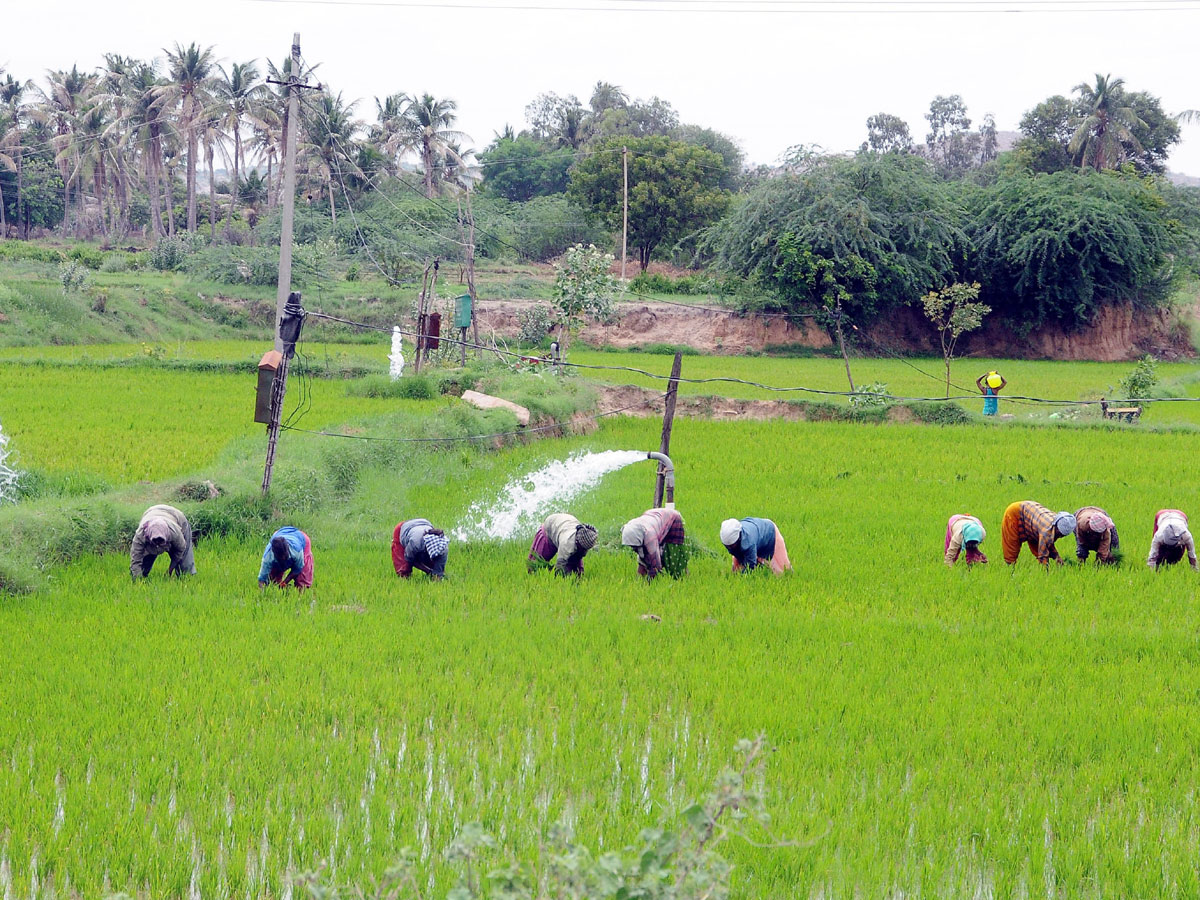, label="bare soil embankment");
[477,299,1195,361]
